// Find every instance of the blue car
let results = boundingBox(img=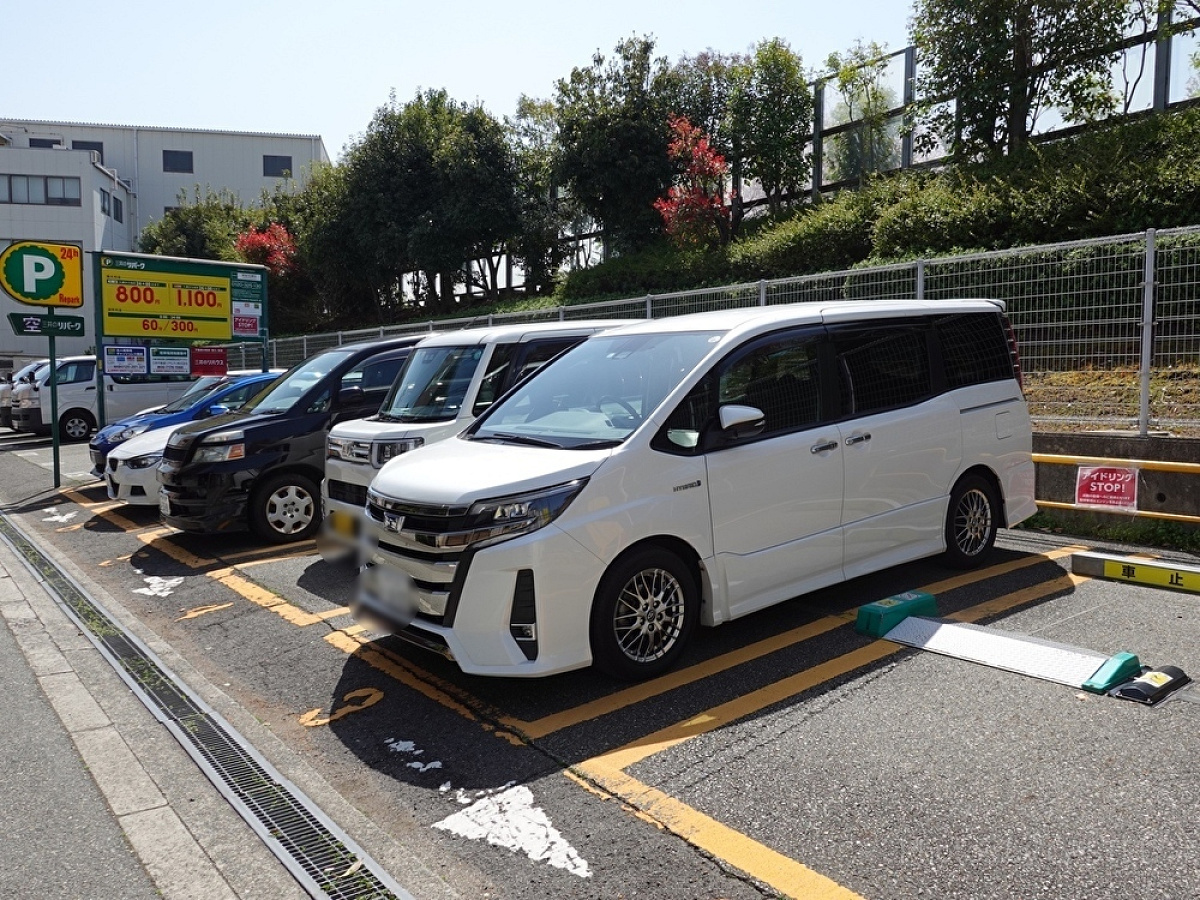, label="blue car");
[89,370,280,477]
